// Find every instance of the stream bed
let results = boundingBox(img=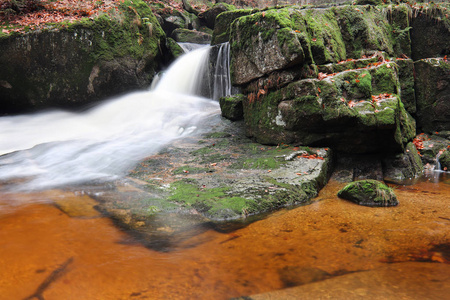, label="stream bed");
[0,173,448,299]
